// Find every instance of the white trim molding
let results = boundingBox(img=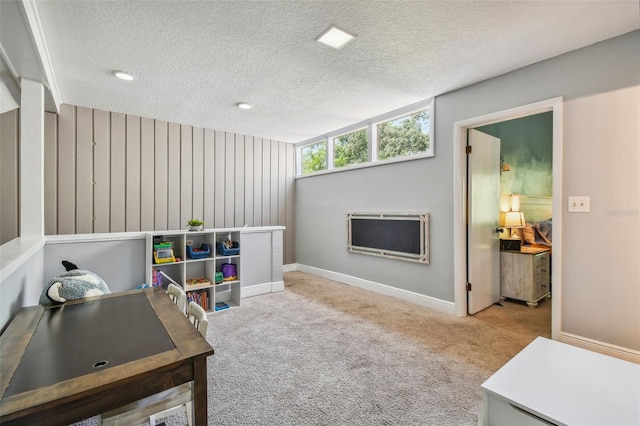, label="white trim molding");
[283,263,297,273]
[241,281,284,299]
[453,97,563,340]
[20,0,61,113]
[560,332,640,364]
[295,264,455,315]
